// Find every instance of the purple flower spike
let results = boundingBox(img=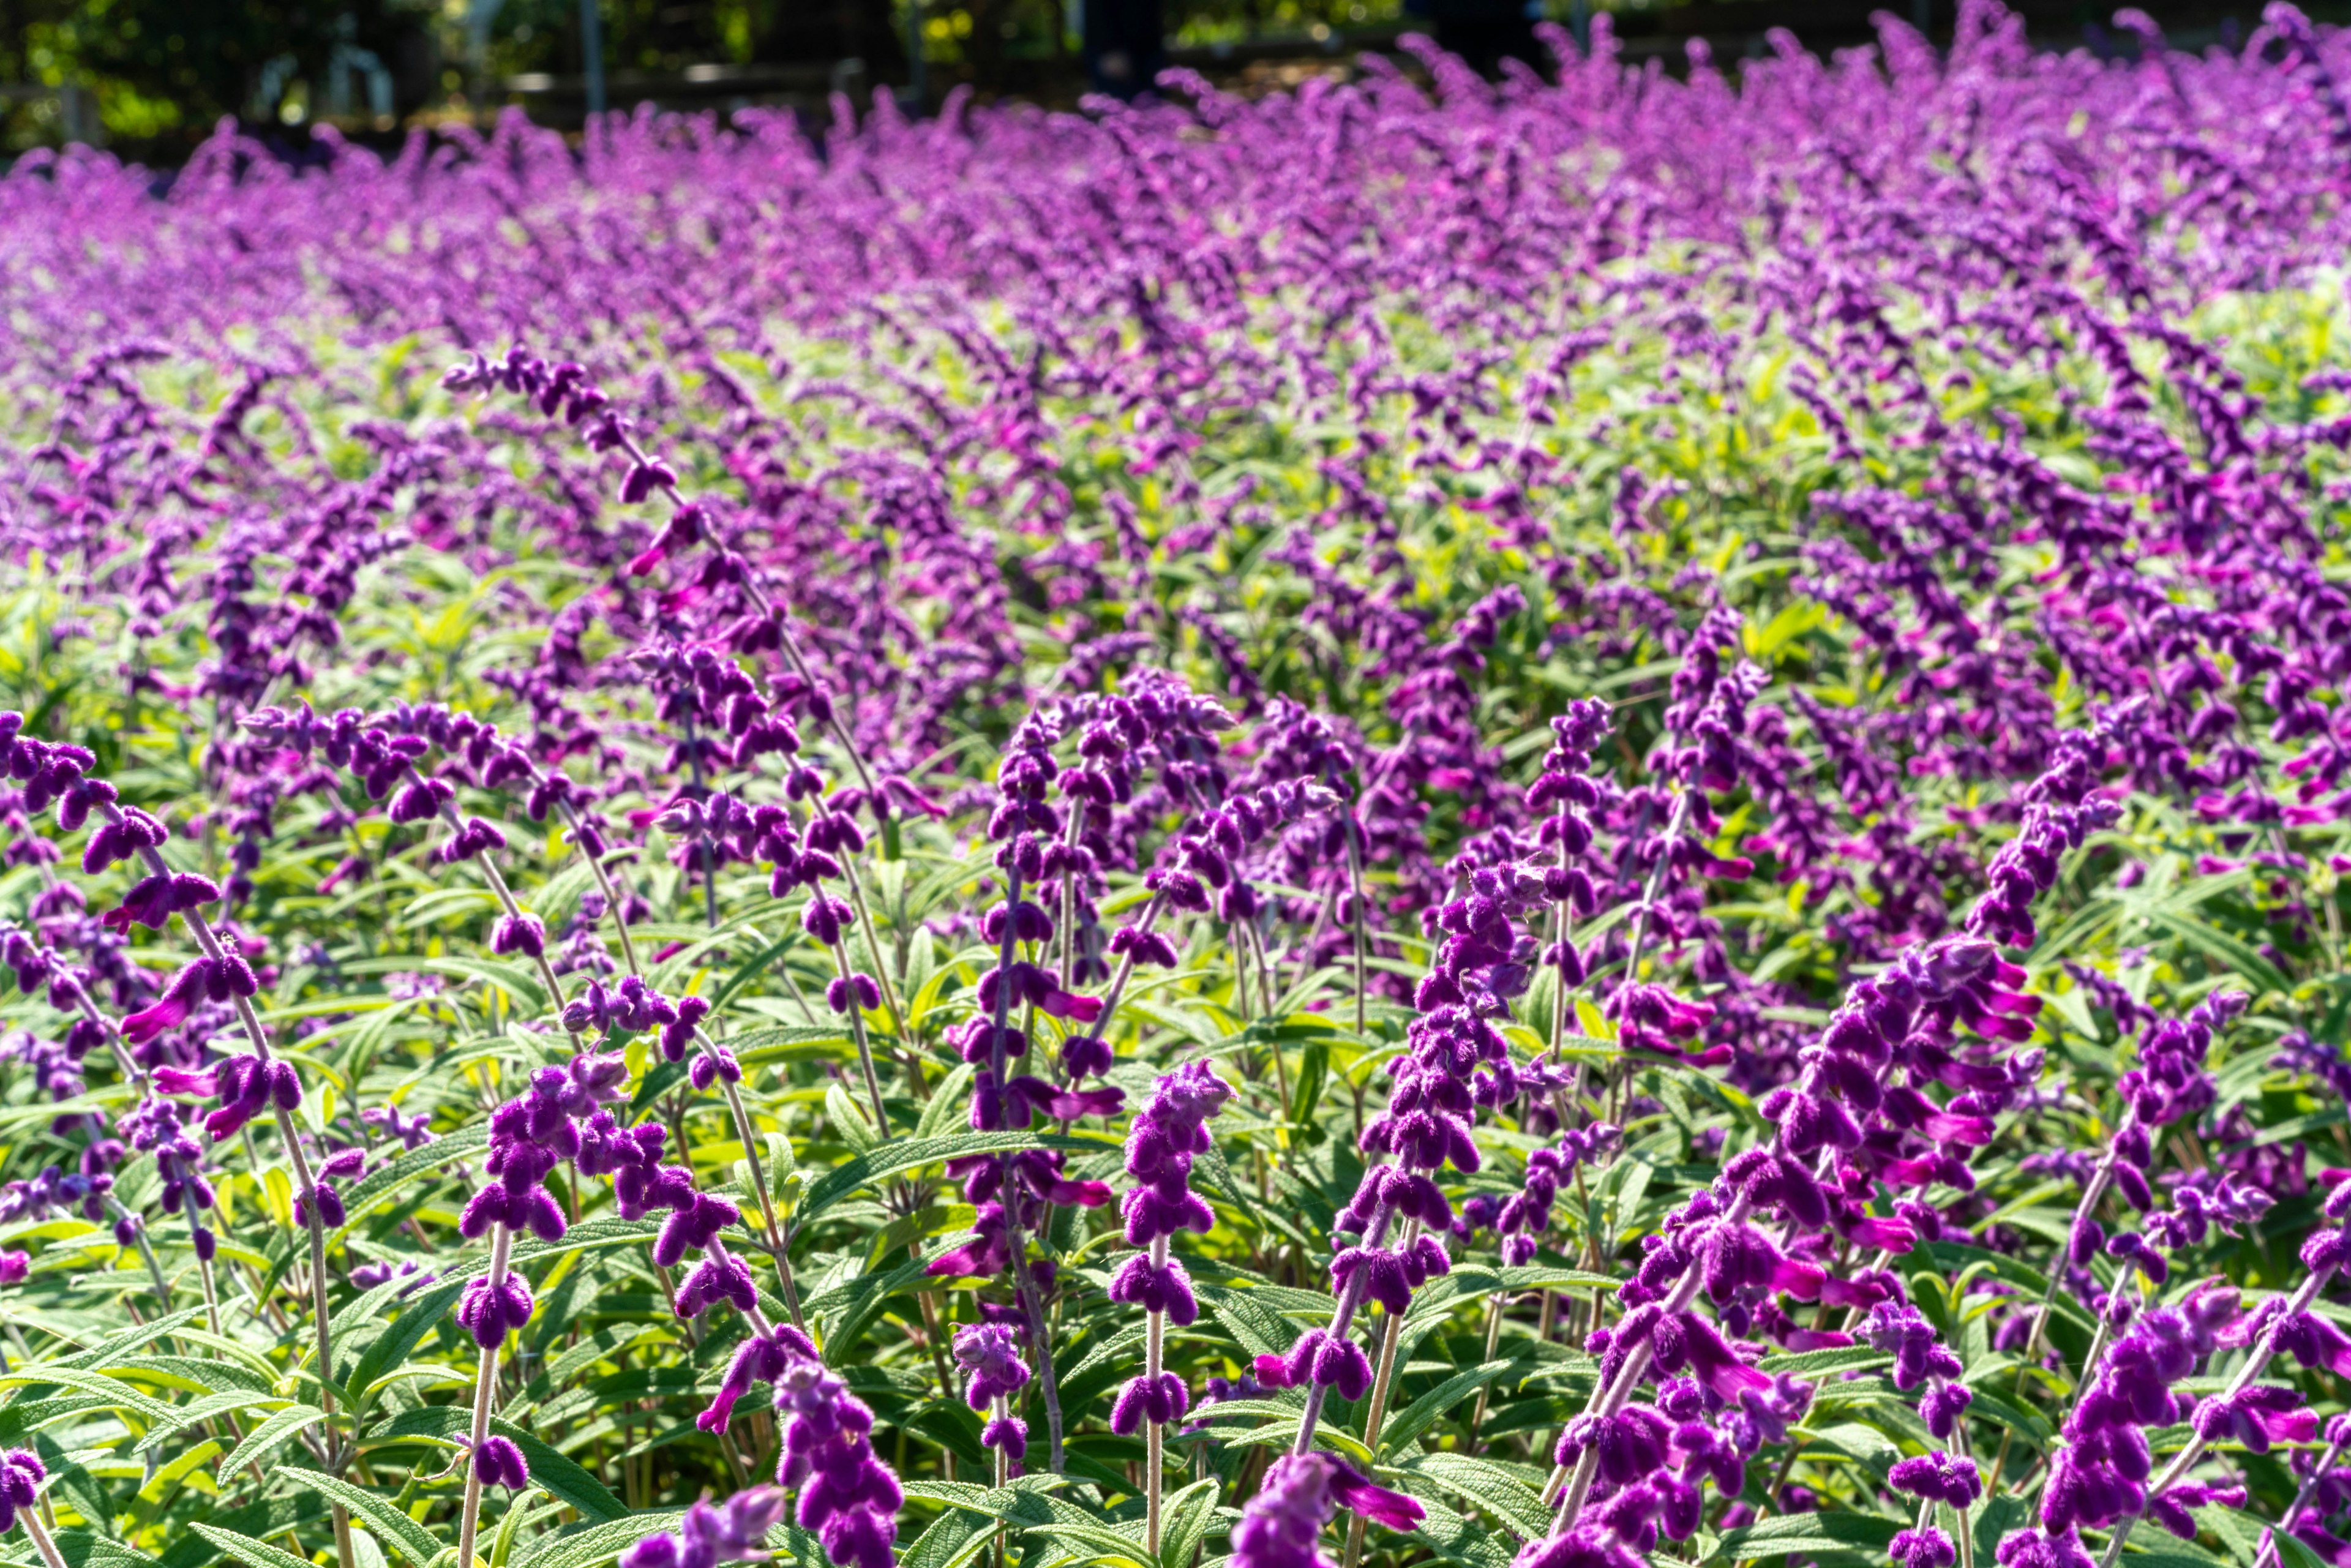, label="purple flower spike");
[0,1448,45,1531]
[1108,1251,1199,1325]
[702,1326,818,1434]
[675,1251,757,1320]
[621,1487,791,1568]
[1891,1529,1957,1568]
[980,1416,1027,1460]
[1323,1457,1424,1532]
[1231,1454,1338,1568]
[473,1436,530,1490]
[773,1360,900,1568]
[457,1273,536,1348]
[1889,1452,1983,1509]
[1109,1371,1188,1435]
[656,1193,741,1267]
[953,1322,1032,1409]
